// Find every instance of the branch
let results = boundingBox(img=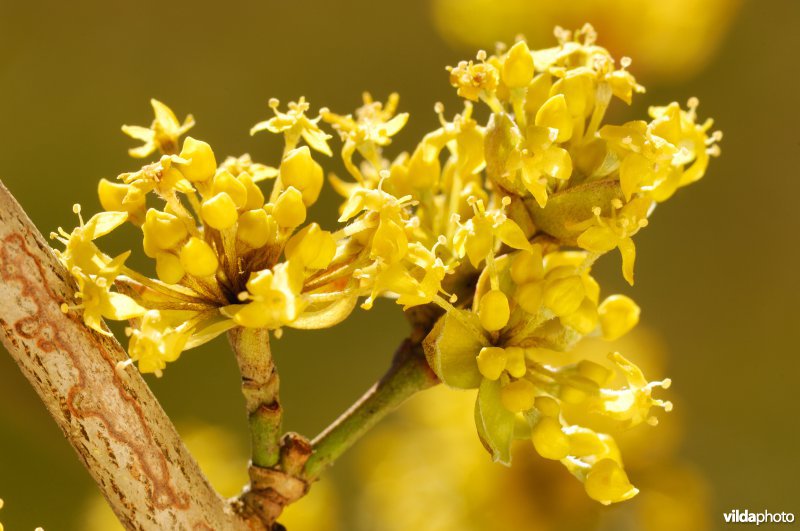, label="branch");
[303,338,439,481]
[0,181,254,530]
